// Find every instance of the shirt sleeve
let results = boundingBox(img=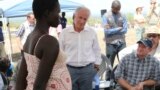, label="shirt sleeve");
[102,15,120,36]
[16,24,25,37]
[102,15,127,36]
[114,57,126,80]
[147,6,154,17]
[92,31,102,65]
[56,24,62,33]
[119,16,128,34]
[59,31,65,50]
[151,59,160,83]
